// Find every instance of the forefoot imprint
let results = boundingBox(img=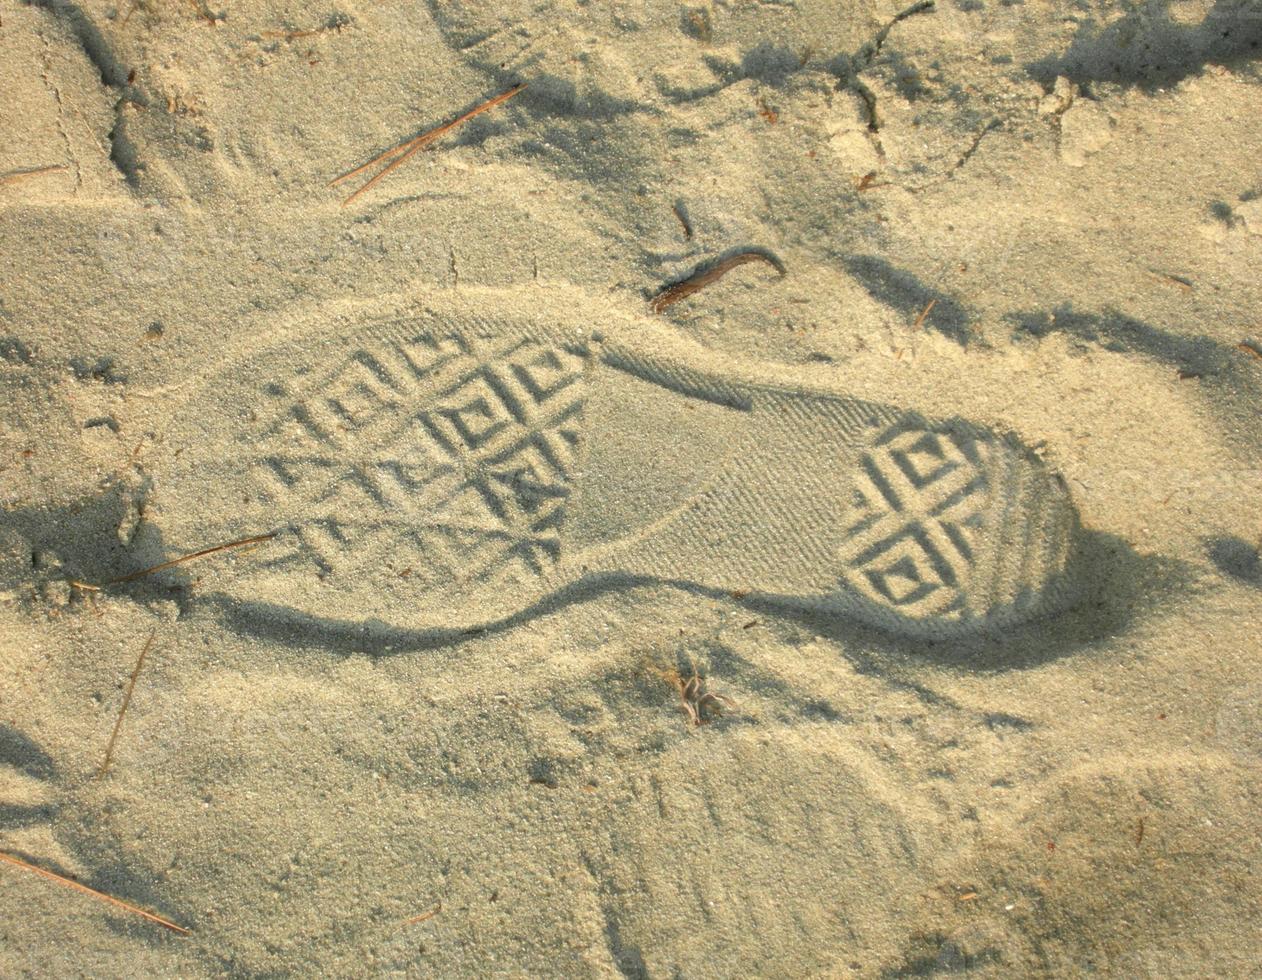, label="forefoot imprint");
[154,289,1079,637]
